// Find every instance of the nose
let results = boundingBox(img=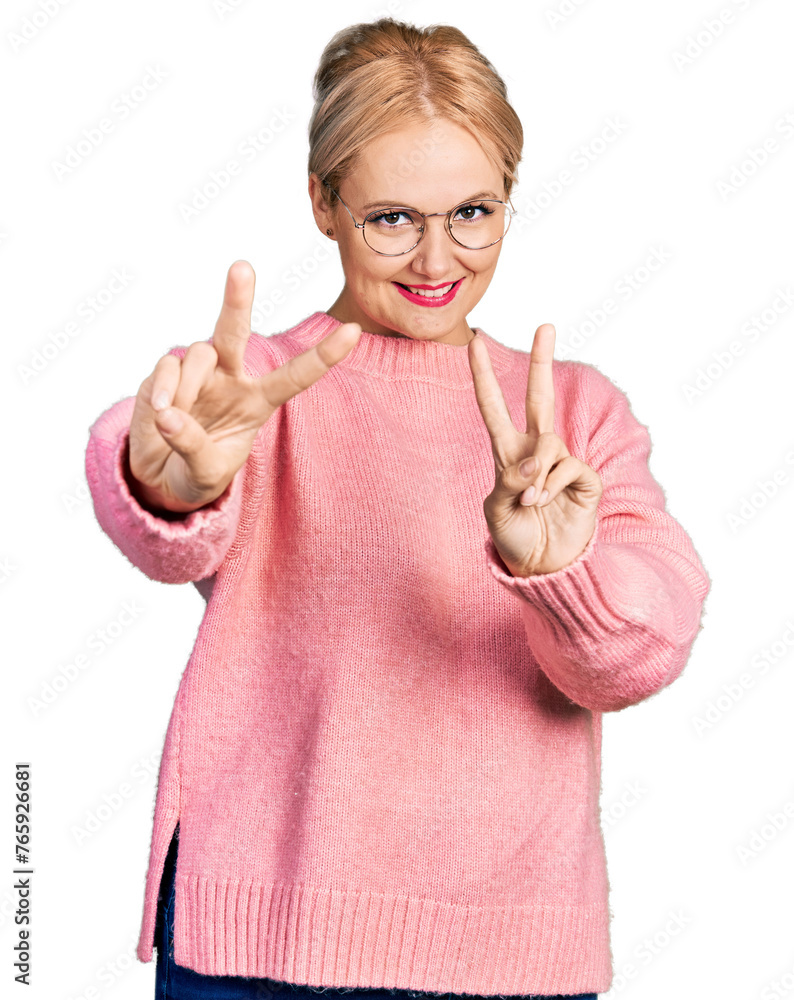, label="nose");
[408,215,460,280]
